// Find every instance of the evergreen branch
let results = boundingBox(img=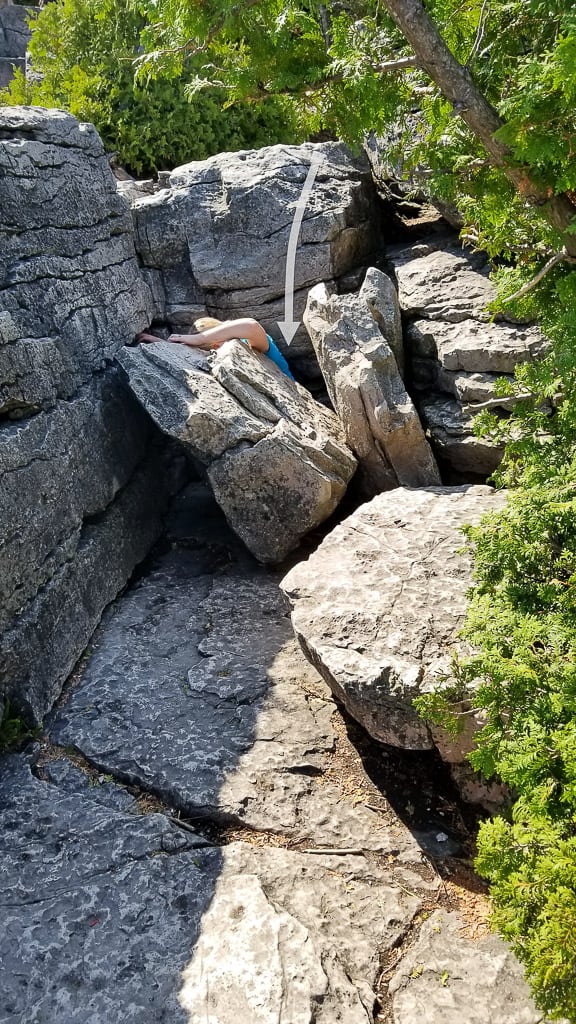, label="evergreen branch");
[466,0,490,67]
[502,249,576,302]
[133,0,261,63]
